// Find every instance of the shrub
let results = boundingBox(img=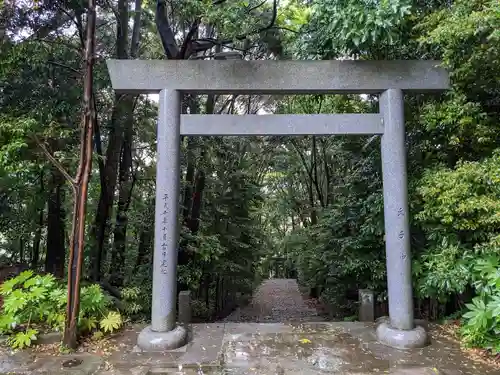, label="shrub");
[0,270,122,349]
[460,239,500,354]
